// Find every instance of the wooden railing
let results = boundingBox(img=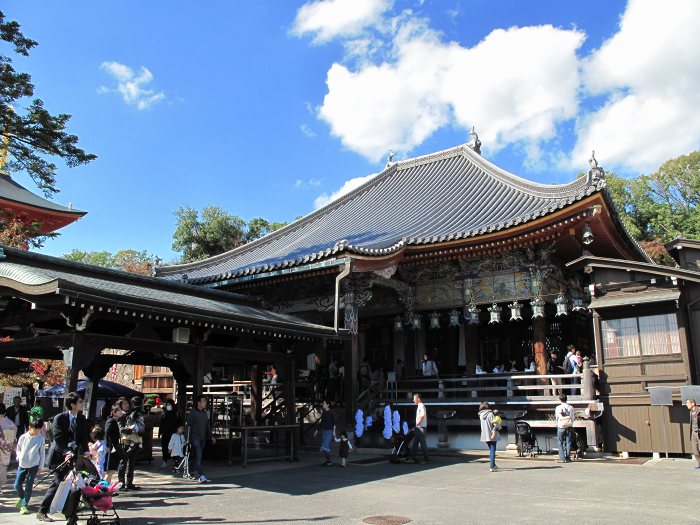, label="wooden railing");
[381,371,594,406]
